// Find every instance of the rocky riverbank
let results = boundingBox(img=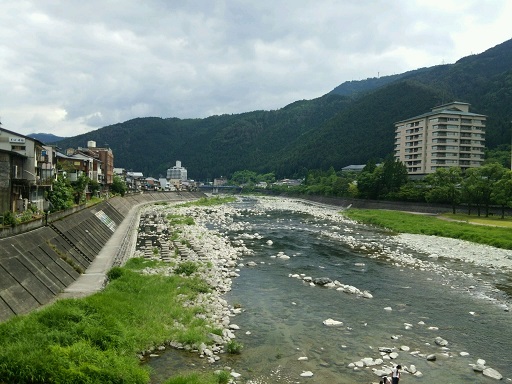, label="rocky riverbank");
[137,196,510,383]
